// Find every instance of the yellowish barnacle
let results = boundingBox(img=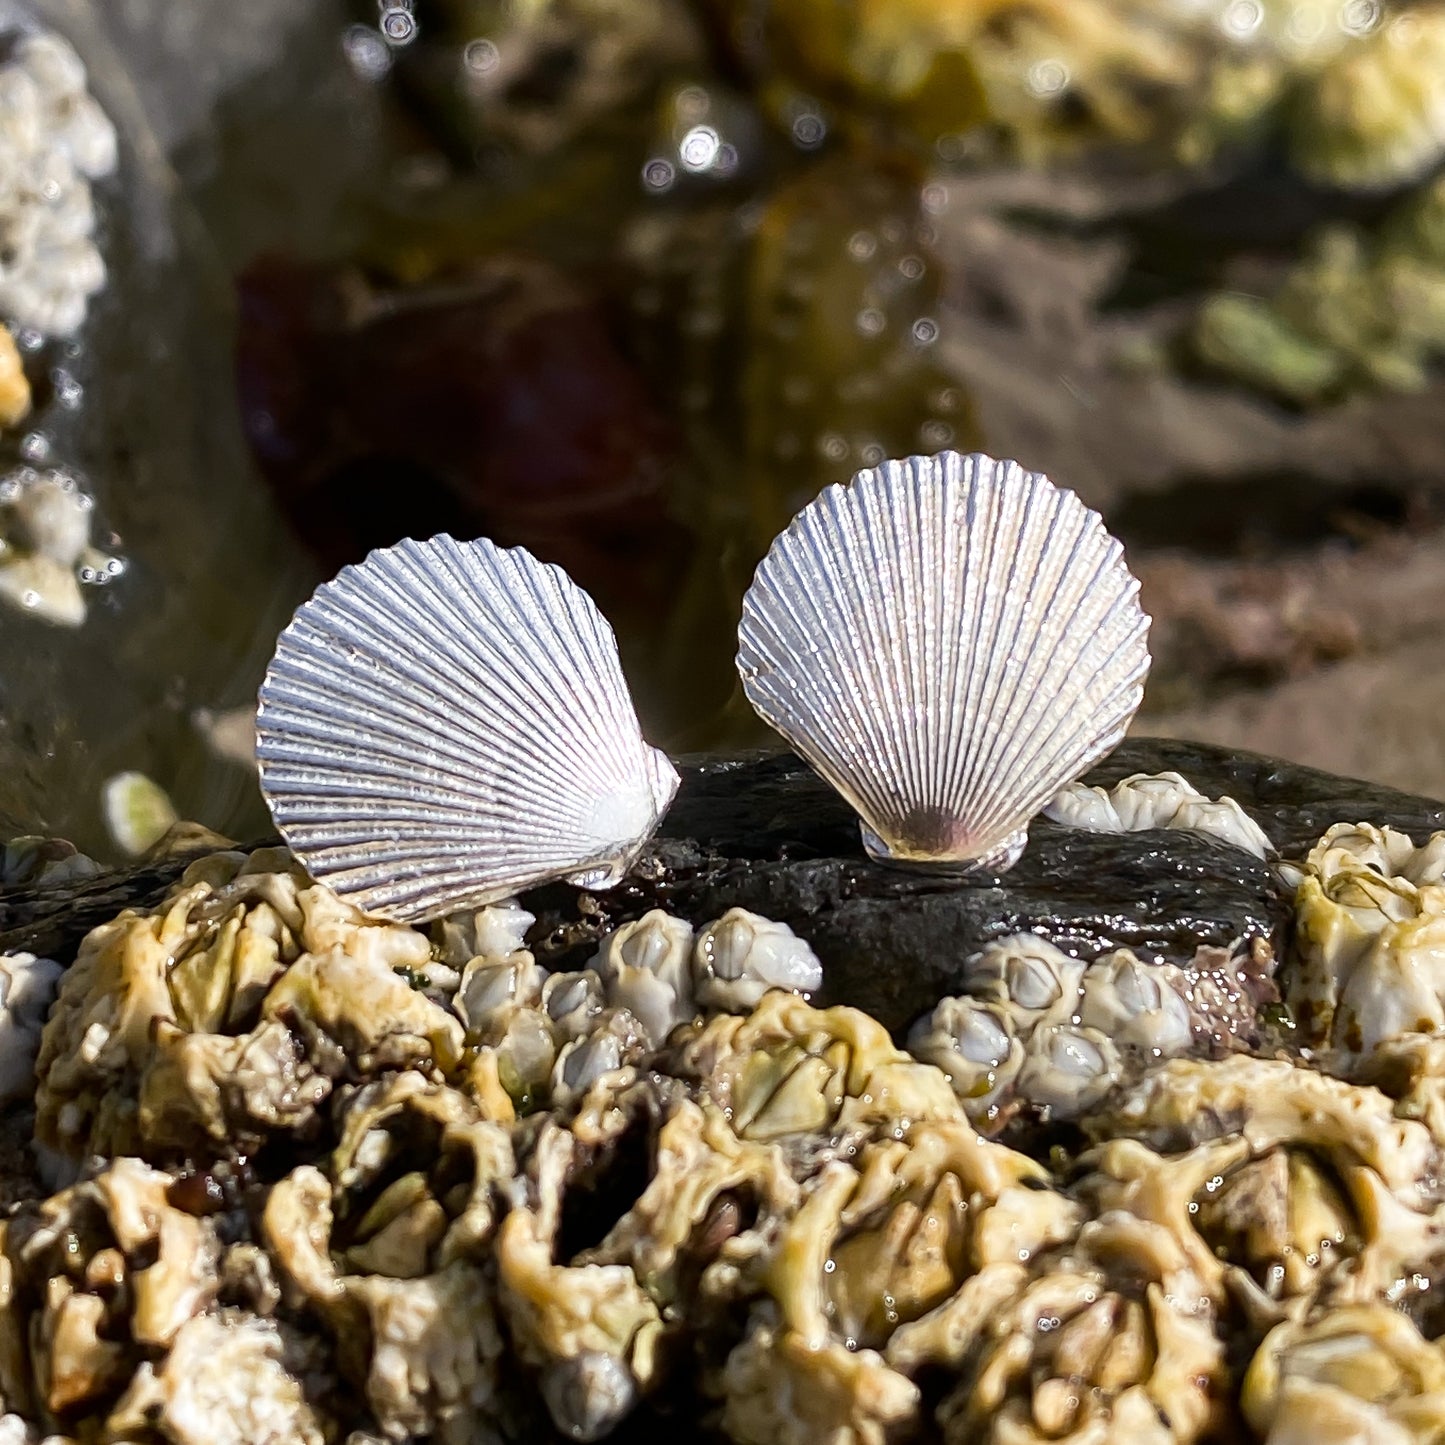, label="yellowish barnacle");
[0,325,30,428]
[933,1210,1227,1445]
[1287,822,1445,1055]
[1243,1307,1445,1443]
[101,770,180,858]
[34,850,450,1166]
[4,1158,219,1421]
[263,1165,507,1442]
[1289,8,1445,190]
[669,992,963,1141]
